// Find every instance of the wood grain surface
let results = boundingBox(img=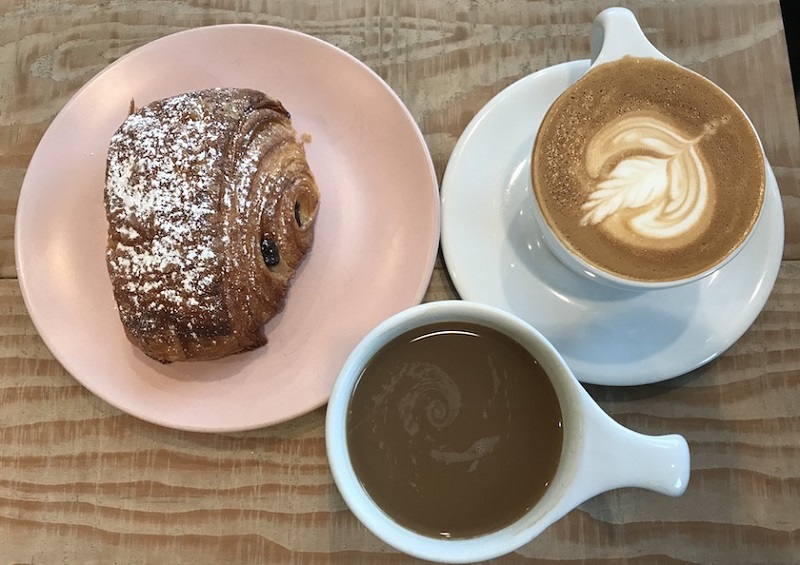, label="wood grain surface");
[1,1,799,564]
